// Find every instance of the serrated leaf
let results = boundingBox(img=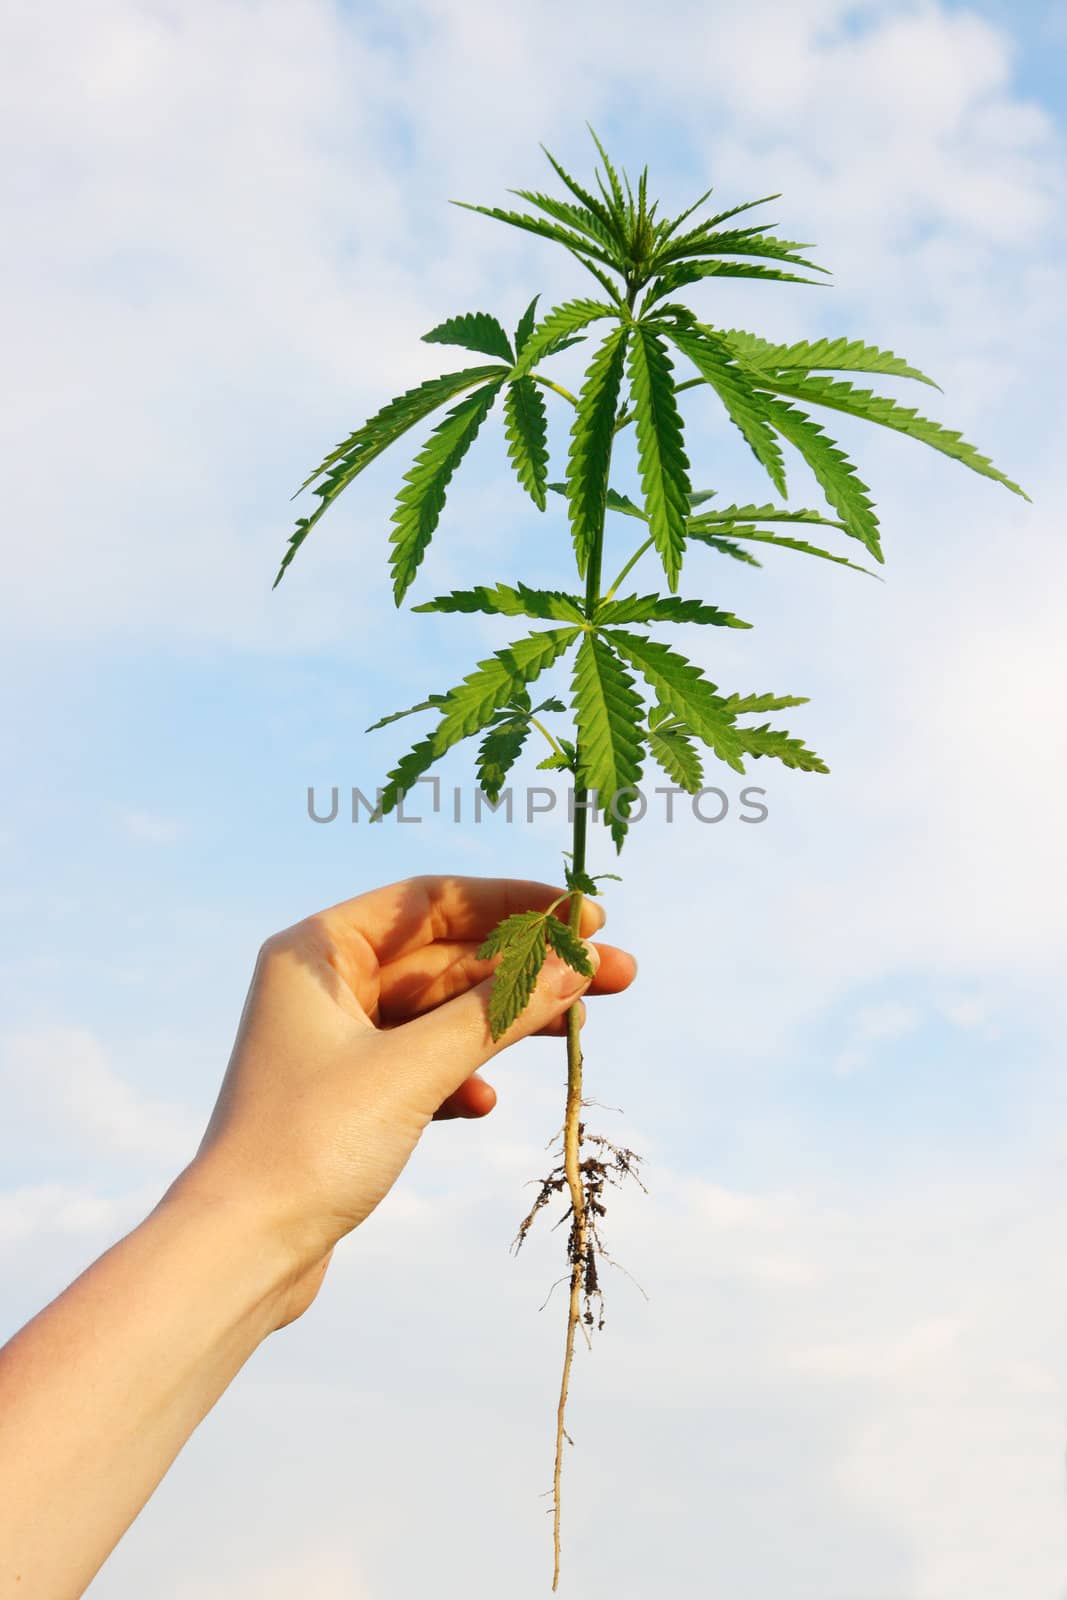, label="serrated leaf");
[476,911,549,1039]
[572,633,646,850]
[691,534,763,566]
[366,693,450,732]
[548,482,647,522]
[585,126,628,231]
[433,628,581,748]
[511,188,618,255]
[378,627,580,813]
[502,376,549,510]
[477,717,529,800]
[274,365,508,587]
[564,865,601,896]
[414,582,585,622]
[389,378,505,603]
[566,325,629,575]
[422,311,514,363]
[689,502,848,529]
[452,201,619,274]
[540,142,627,248]
[647,725,704,792]
[604,629,747,772]
[749,374,1029,501]
[628,324,691,592]
[719,691,810,714]
[758,396,883,560]
[655,193,780,252]
[687,524,878,577]
[734,723,829,773]
[654,227,829,276]
[509,299,618,380]
[544,913,596,975]
[645,258,827,307]
[667,324,787,496]
[514,295,540,357]
[721,330,940,389]
[596,593,751,628]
